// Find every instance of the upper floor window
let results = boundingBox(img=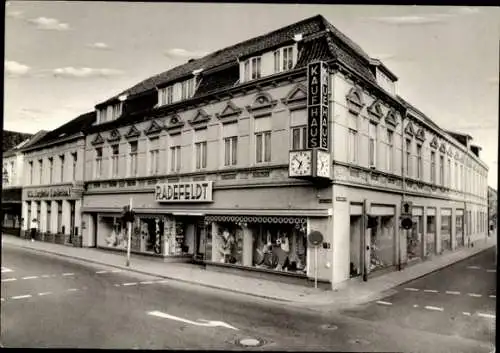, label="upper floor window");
[111,144,119,178]
[439,155,444,186]
[431,151,436,184]
[38,159,43,184]
[224,136,238,166]
[348,113,358,164]
[369,122,377,168]
[149,137,159,175]
[170,146,181,172]
[274,46,294,73]
[129,141,138,177]
[416,144,422,179]
[244,56,262,82]
[256,131,271,163]
[48,157,53,184]
[29,161,33,185]
[97,102,122,124]
[291,126,307,150]
[195,141,207,170]
[95,147,103,179]
[386,130,394,172]
[405,139,412,177]
[447,158,451,187]
[72,152,77,180]
[60,154,65,182]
